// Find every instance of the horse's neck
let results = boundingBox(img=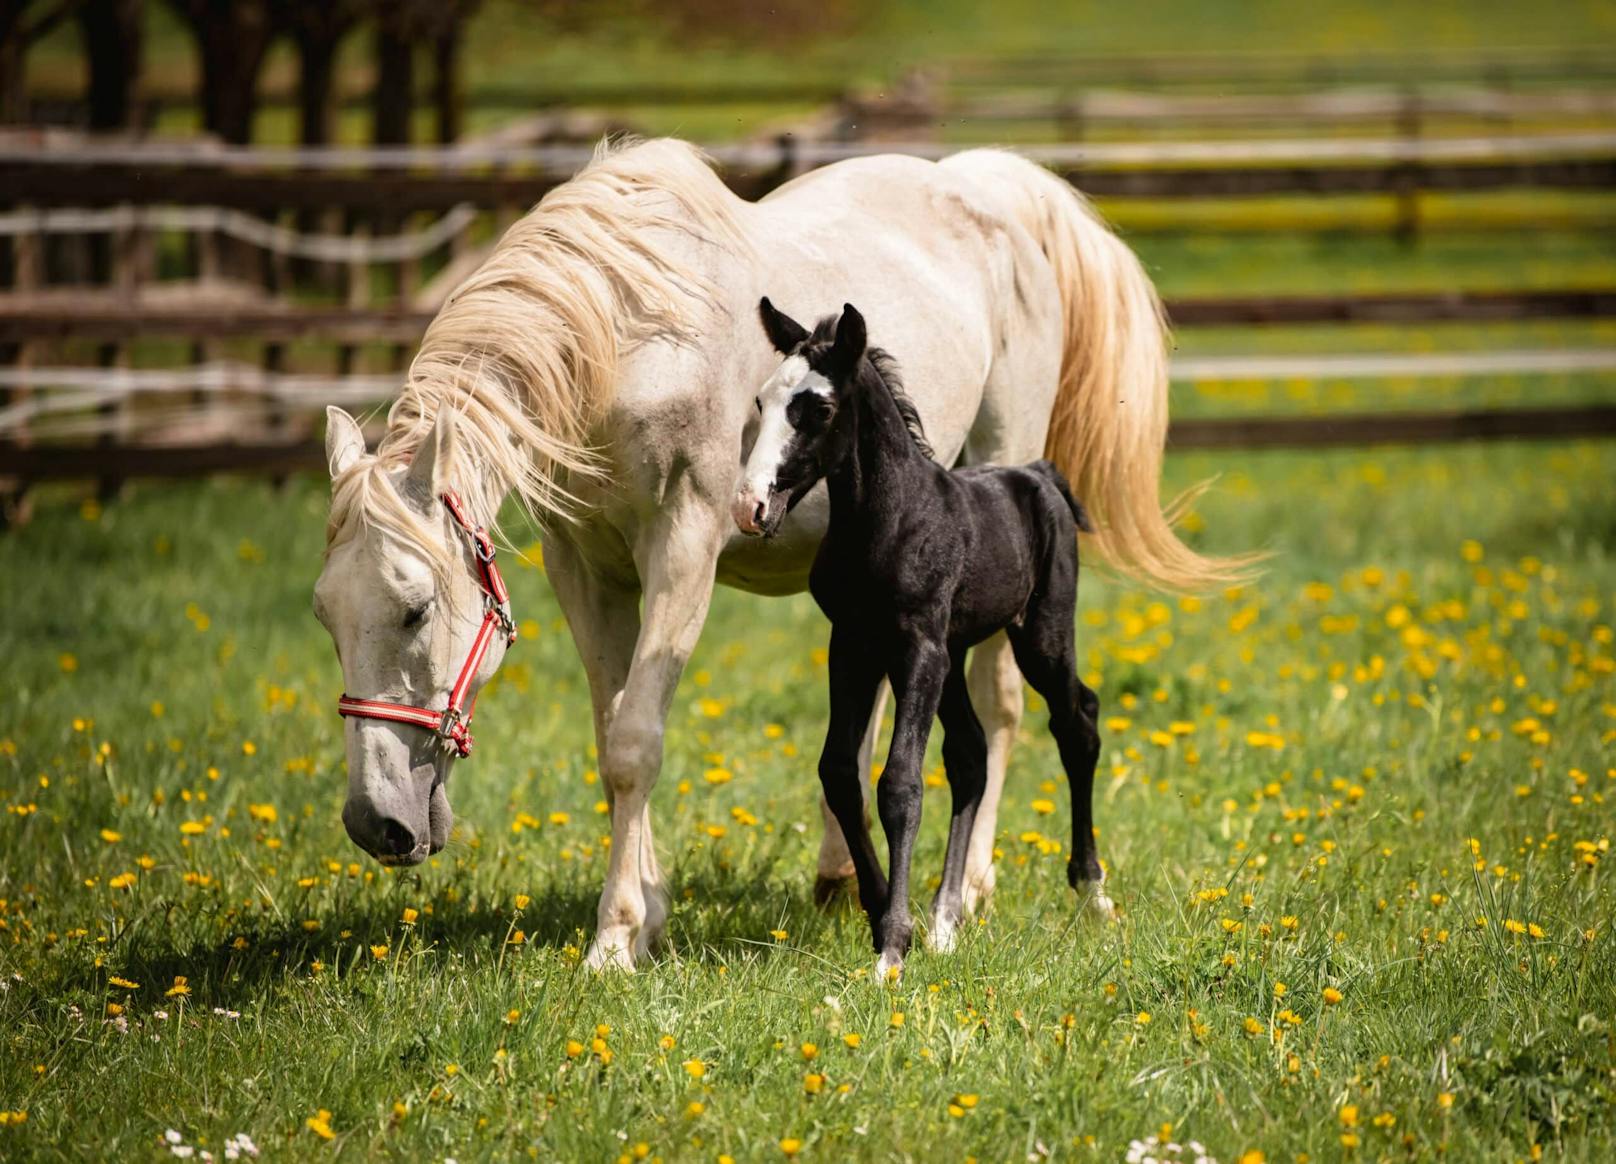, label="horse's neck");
[826,377,923,538]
